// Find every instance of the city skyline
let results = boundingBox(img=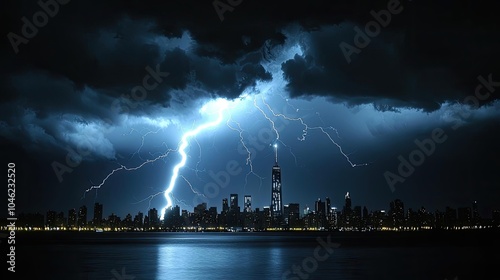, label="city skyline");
[2,0,500,231]
[2,1,499,278]
[6,145,496,220]
[6,192,499,232]
[11,189,498,226]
